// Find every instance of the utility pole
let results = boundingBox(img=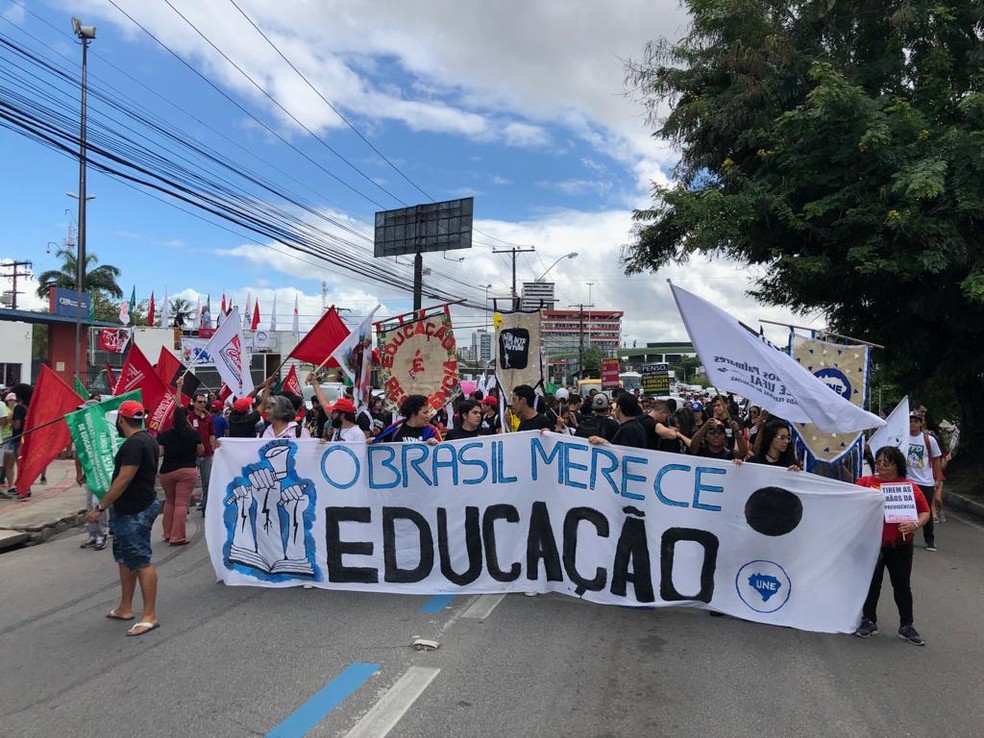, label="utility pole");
[493,246,535,309]
[0,261,33,310]
[569,301,594,379]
